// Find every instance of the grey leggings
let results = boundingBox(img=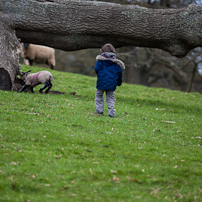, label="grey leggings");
[95,89,116,117]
